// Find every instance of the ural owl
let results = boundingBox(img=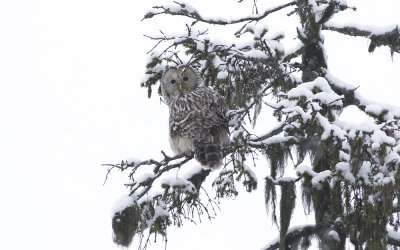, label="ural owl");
[161,65,229,169]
